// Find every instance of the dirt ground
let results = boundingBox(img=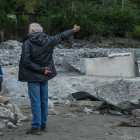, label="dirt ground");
[1,102,140,140]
